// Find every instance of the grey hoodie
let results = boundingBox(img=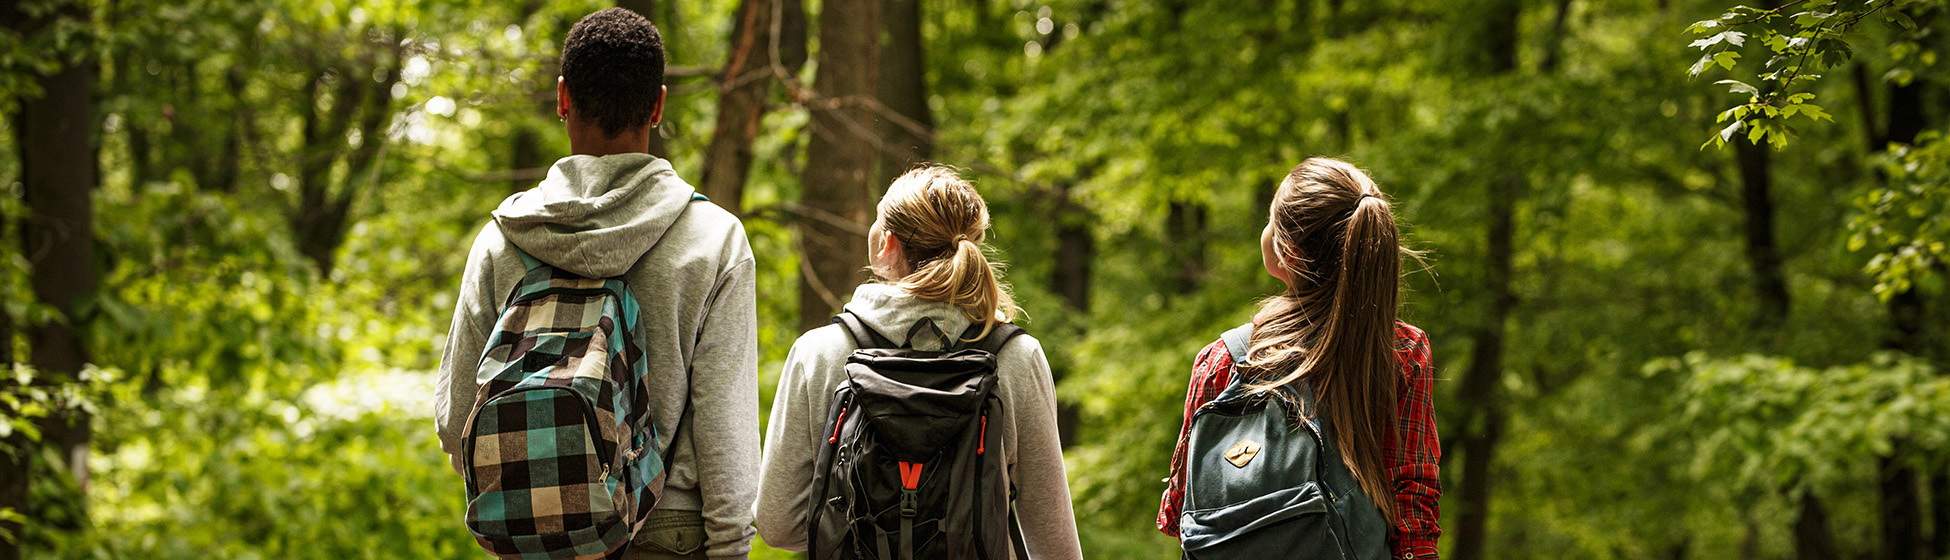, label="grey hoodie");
[434,154,759,559]
[753,284,1083,560]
